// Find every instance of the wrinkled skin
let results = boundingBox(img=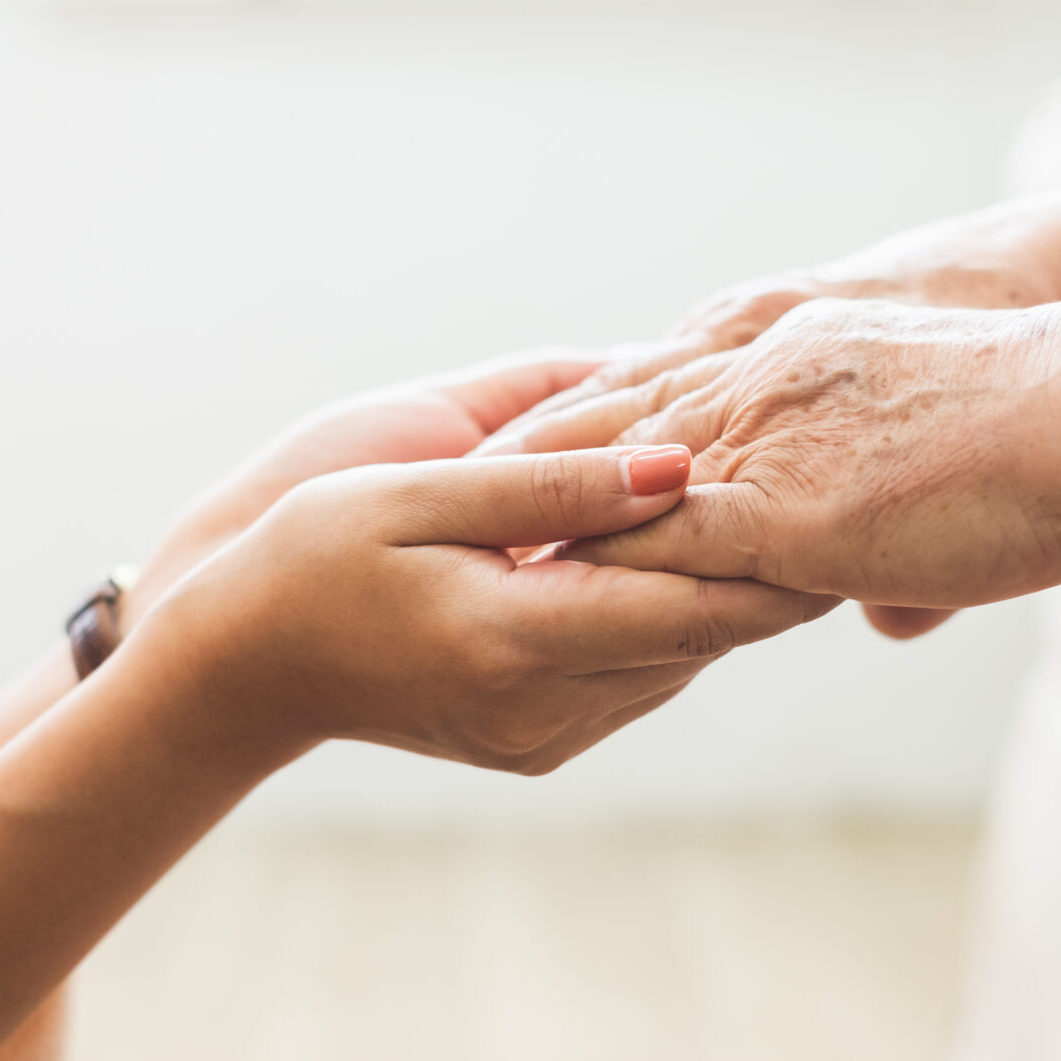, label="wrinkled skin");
[552,299,1061,610]
[482,194,1061,634]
